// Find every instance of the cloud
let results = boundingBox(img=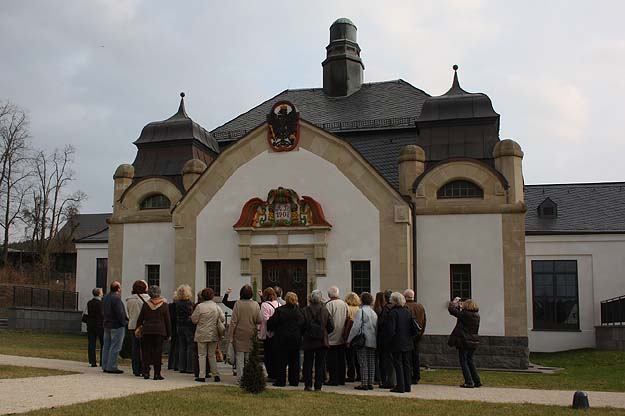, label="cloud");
[503,75,589,143]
